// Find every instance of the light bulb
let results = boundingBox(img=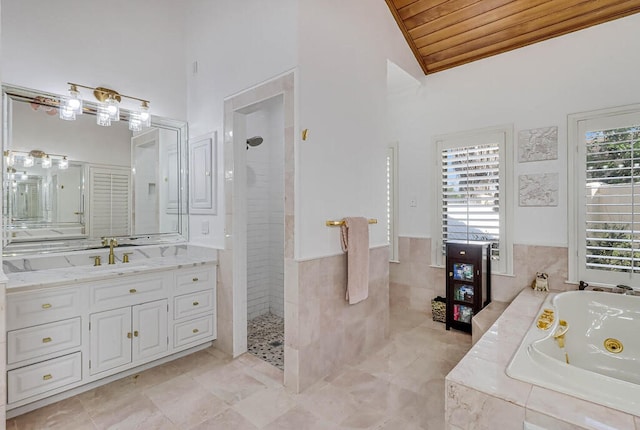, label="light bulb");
[106,95,119,121]
[128,112,143,132]
[138,101,150,127]
[23,155,34,167]
[41,155,52,169]
[58,157,69,170]
[67,84,83,114]
[97,104,111,126]
[59,105,76,121]
[5,151,15,167]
